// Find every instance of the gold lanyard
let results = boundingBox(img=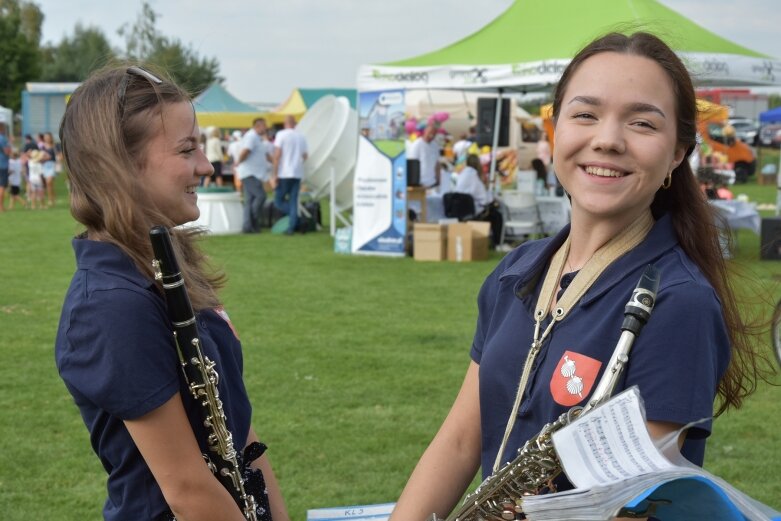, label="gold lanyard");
[492,210,655,473]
